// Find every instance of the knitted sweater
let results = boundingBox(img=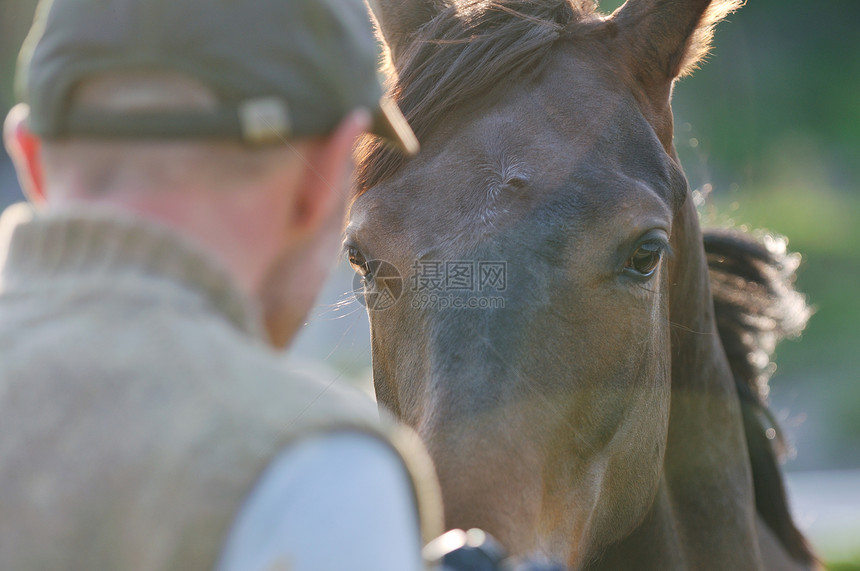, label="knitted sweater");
[0,203,441,570]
